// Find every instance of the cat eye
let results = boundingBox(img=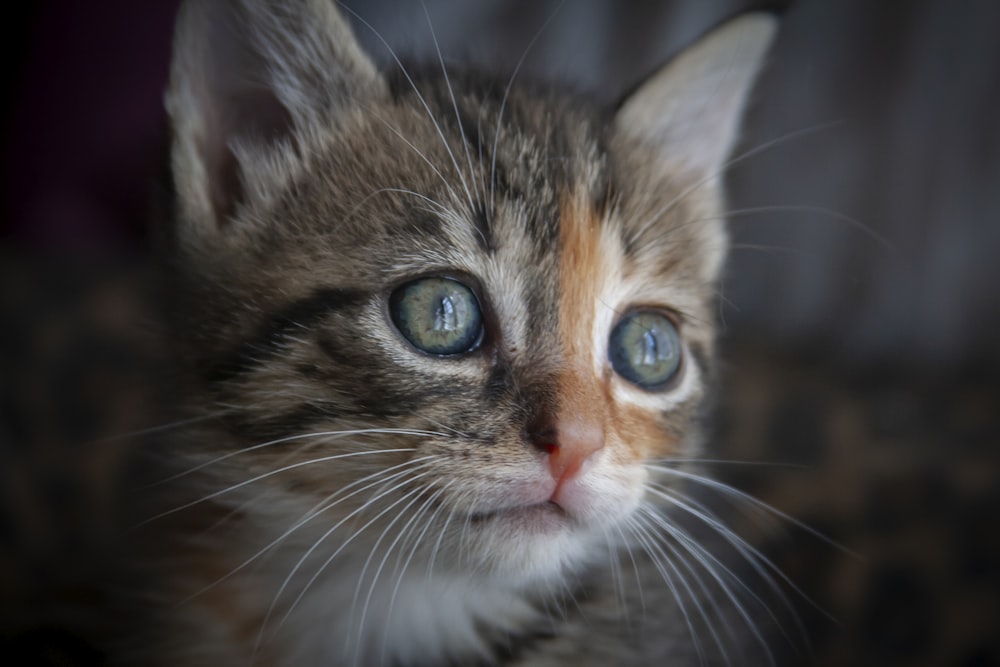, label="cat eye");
[608,310,682,390]
[389,277,484,356]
